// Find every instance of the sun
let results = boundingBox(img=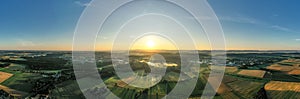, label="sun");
[146,40,155,48]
